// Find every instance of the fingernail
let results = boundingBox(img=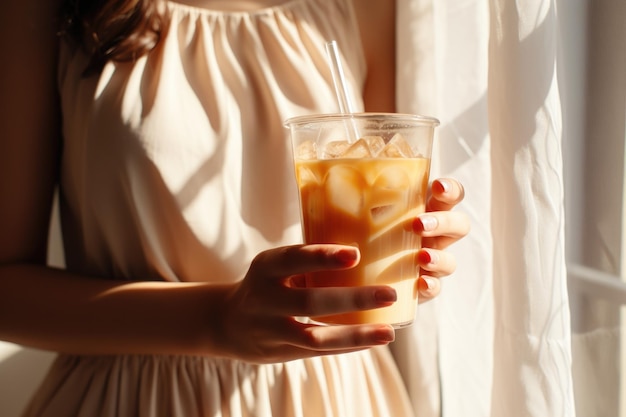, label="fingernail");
[417,249,438,265]
[434,179,451,194]
[336,247,358,266]
[374,326,395,343]
[415,215,438,232]
[418,276,437,292]
[374,287,397,303]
